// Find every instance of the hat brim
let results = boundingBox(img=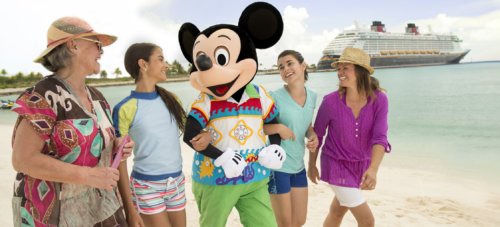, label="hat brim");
[33,32,117,63]
[331,60,374,75]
